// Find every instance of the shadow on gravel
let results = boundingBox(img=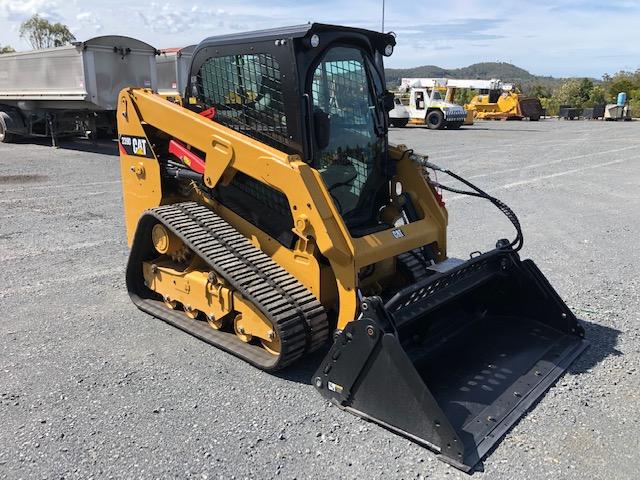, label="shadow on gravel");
[56,138,119,156]
[274,346,331,385]
[276,319,622,386]
[13,136,119,156]
[570,318,622,374]
[395,125,544,132]
[474,126,543,132]
[399,126,476,132]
